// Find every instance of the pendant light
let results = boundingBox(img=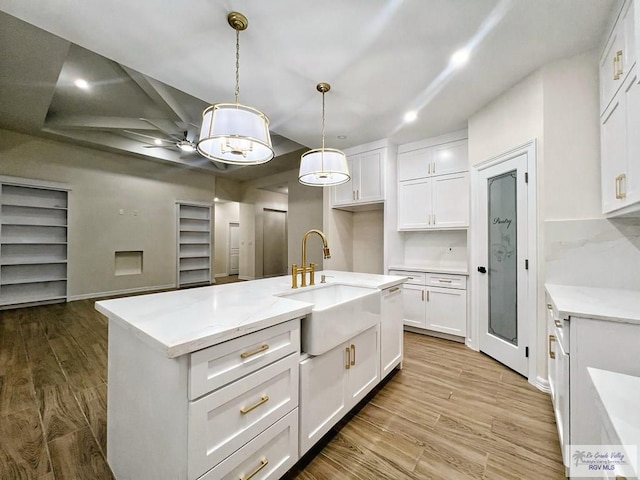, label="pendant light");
[299,83,350,187]
[197,12,274,165]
